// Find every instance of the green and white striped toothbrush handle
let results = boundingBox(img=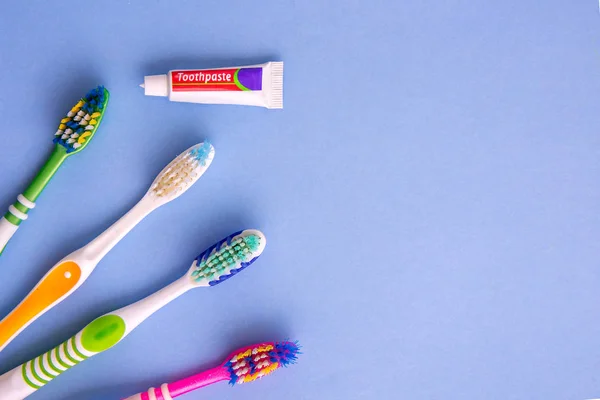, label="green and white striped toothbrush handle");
[0,313,125,400]
[0,277,191,399]
[0,145,68,256]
